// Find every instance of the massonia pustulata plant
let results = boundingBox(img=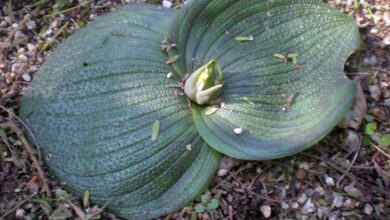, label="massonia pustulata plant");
[20,0,359,219]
